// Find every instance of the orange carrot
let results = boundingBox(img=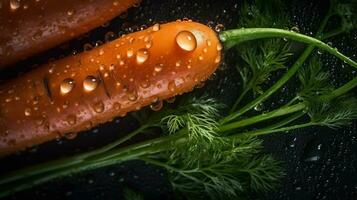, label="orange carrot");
[0,0,141,68]
[0,21,222,156]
